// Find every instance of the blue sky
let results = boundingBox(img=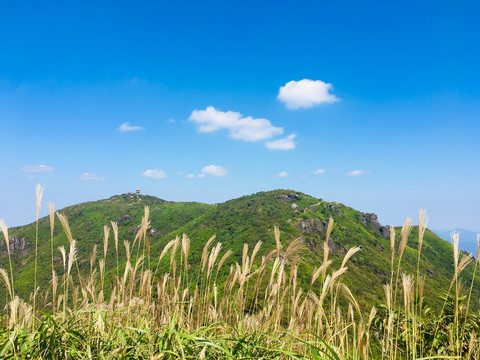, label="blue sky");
[1,1,479,232]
